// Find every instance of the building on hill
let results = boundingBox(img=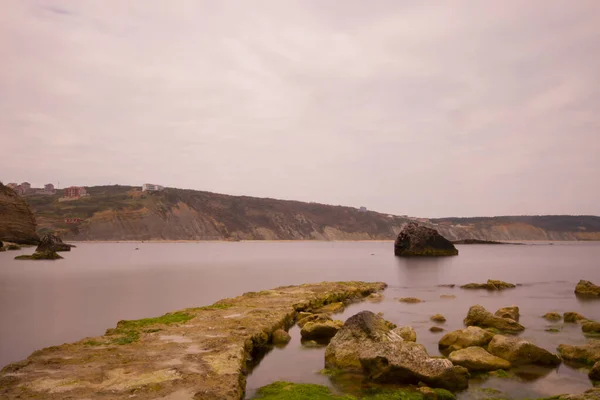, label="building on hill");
[59,186,88,202]
[142,183,164,192]
[44,184,55,192]
[359,206,367,212]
